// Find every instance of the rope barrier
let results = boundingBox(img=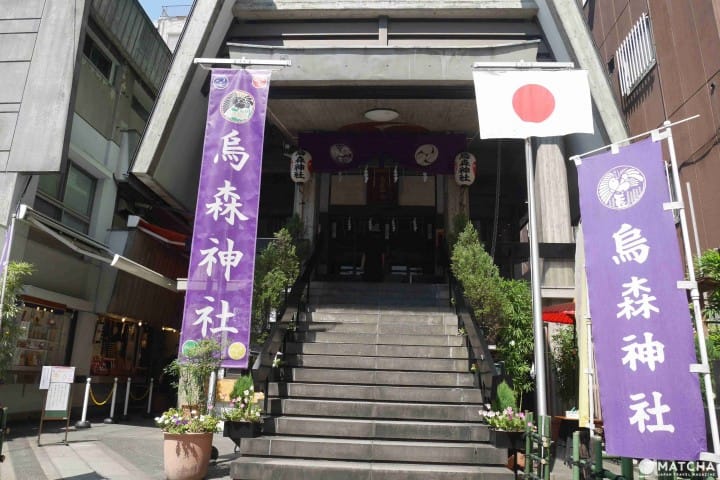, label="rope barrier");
[129,385,150,401]
[89,384,114,406]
